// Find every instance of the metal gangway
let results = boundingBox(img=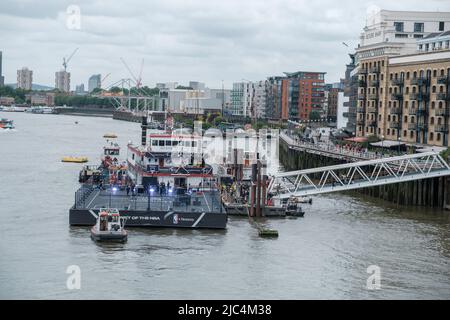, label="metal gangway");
[268,152,450,199]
